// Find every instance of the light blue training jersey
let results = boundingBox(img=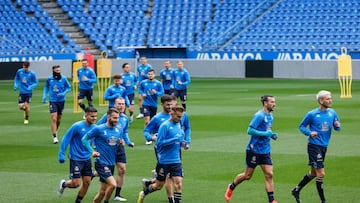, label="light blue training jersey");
[77,67,97,90]
[82,123,123,166]
[97,113,132,146]
[137,63,152,84]
[13,68,38,94]
[43,75,71,102]
[159,68,174,91]
[299,108,341,147]
[173,68,191,90]
[58,120,96,161]
[246,109,274,154]
[121,72,137,95]
[139,79,164,107]
[155,120,184,164]
[104,84,130,108]
[144,112,191,147]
